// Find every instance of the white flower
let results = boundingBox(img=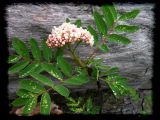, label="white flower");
[46,22,94,48]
